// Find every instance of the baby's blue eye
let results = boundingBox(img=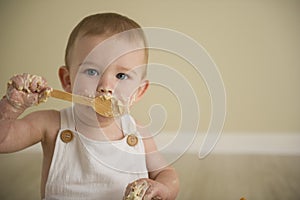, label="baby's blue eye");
[116,73,129,80]
[85,69,99,76]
